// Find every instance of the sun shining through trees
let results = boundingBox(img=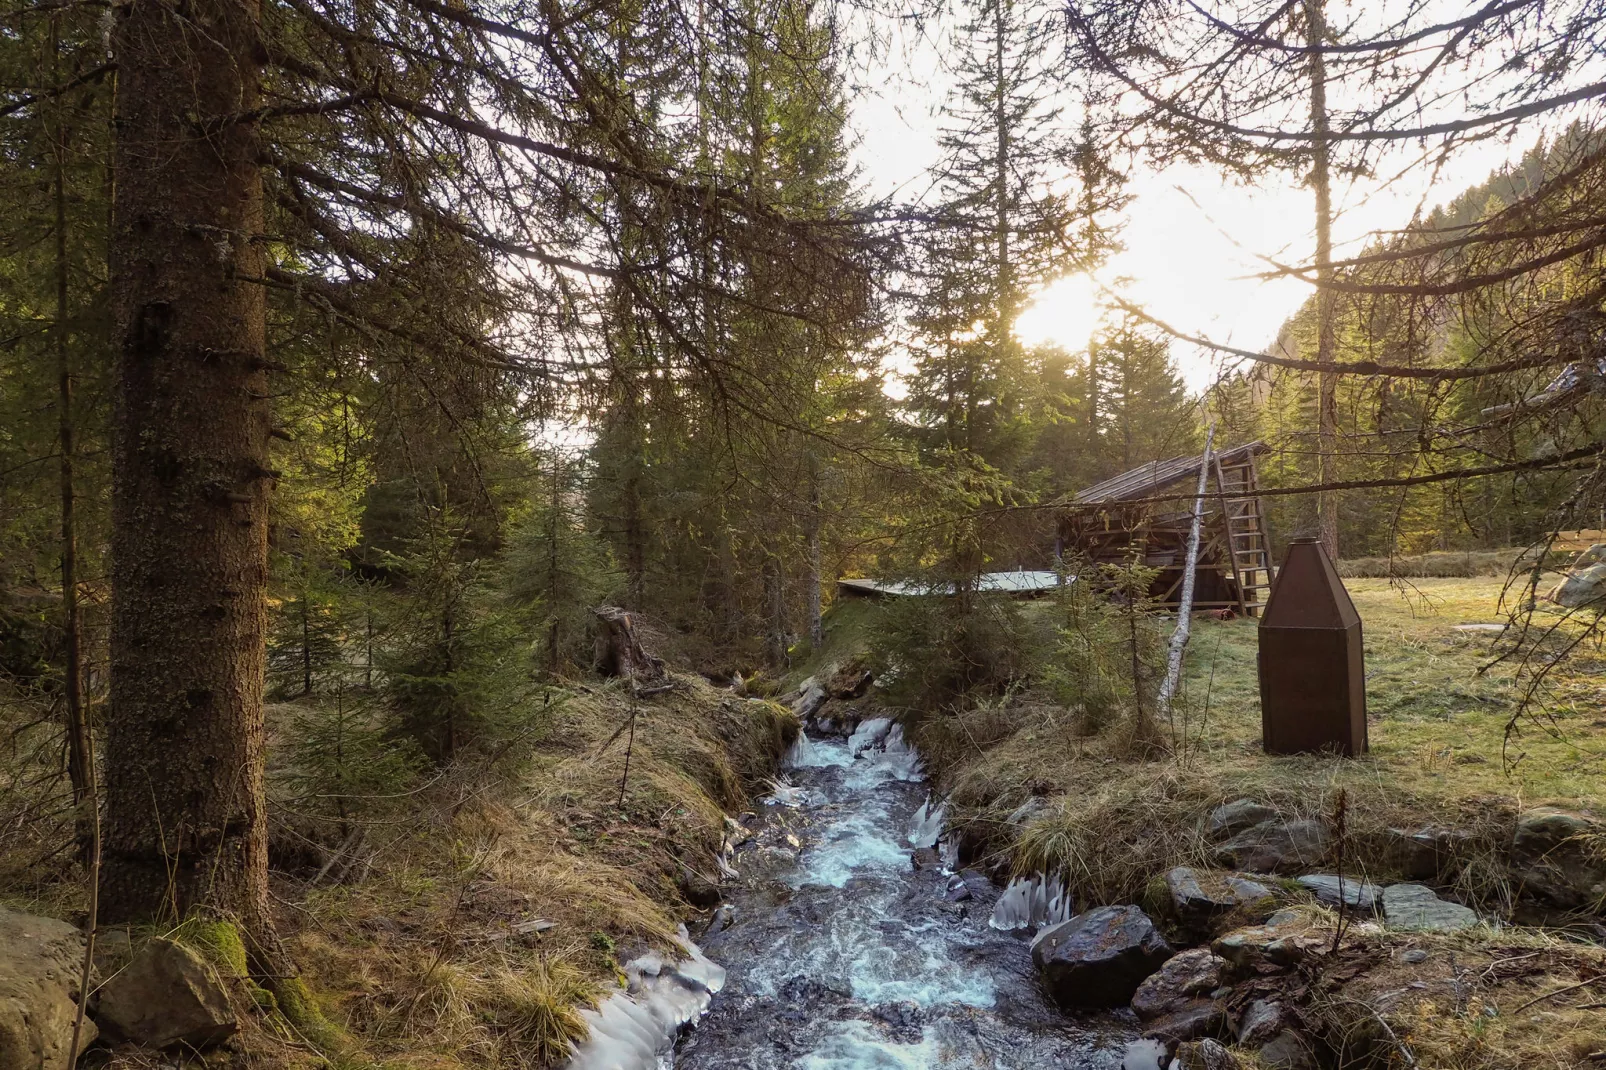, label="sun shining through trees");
[5,0,1606,1067]
[1014,273,1104,353]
